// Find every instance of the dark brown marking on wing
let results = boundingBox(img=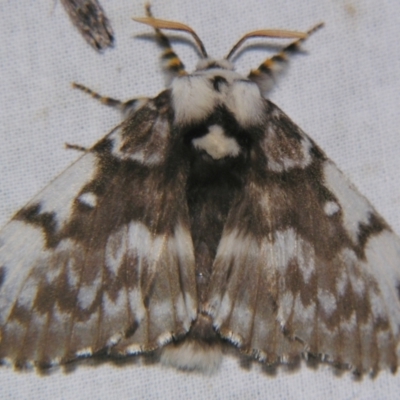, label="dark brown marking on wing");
[15,204,58,248]
[0,266,6,289]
